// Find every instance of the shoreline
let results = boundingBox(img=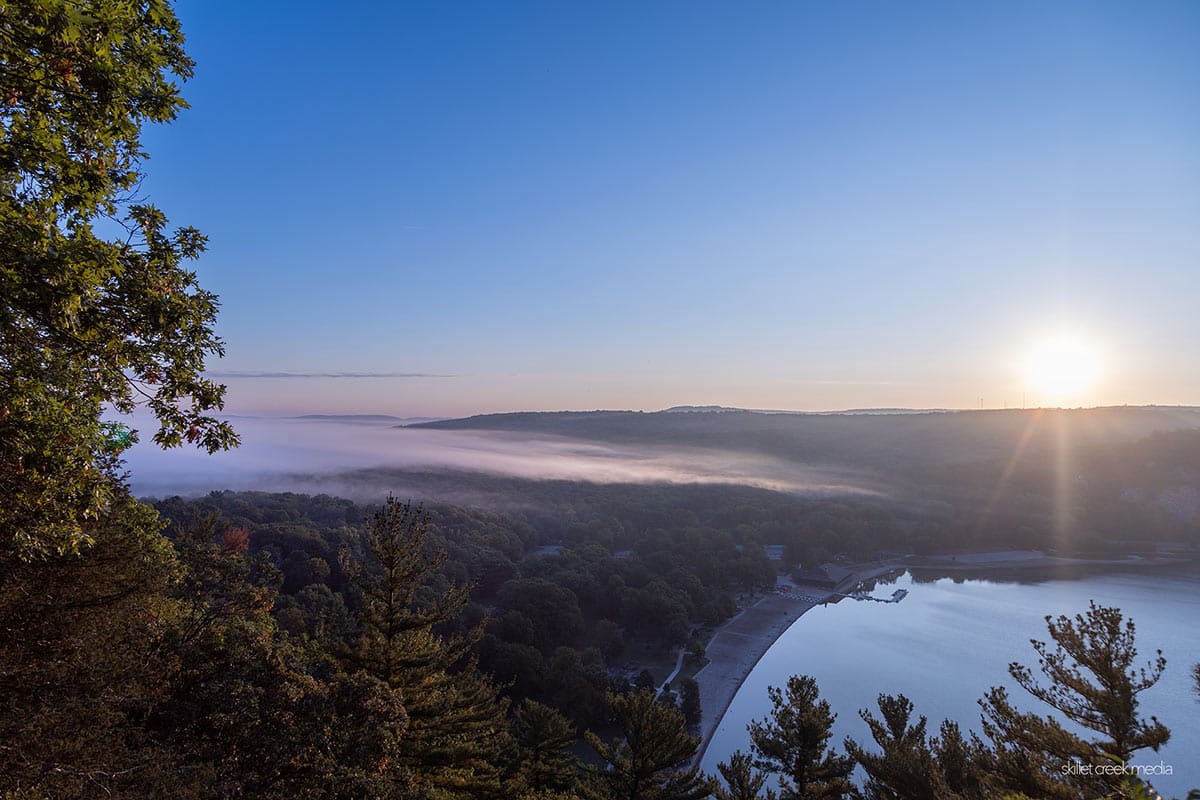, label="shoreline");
[691,550,1199,767]
[691,590,831,767]
[692,563,905,766]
